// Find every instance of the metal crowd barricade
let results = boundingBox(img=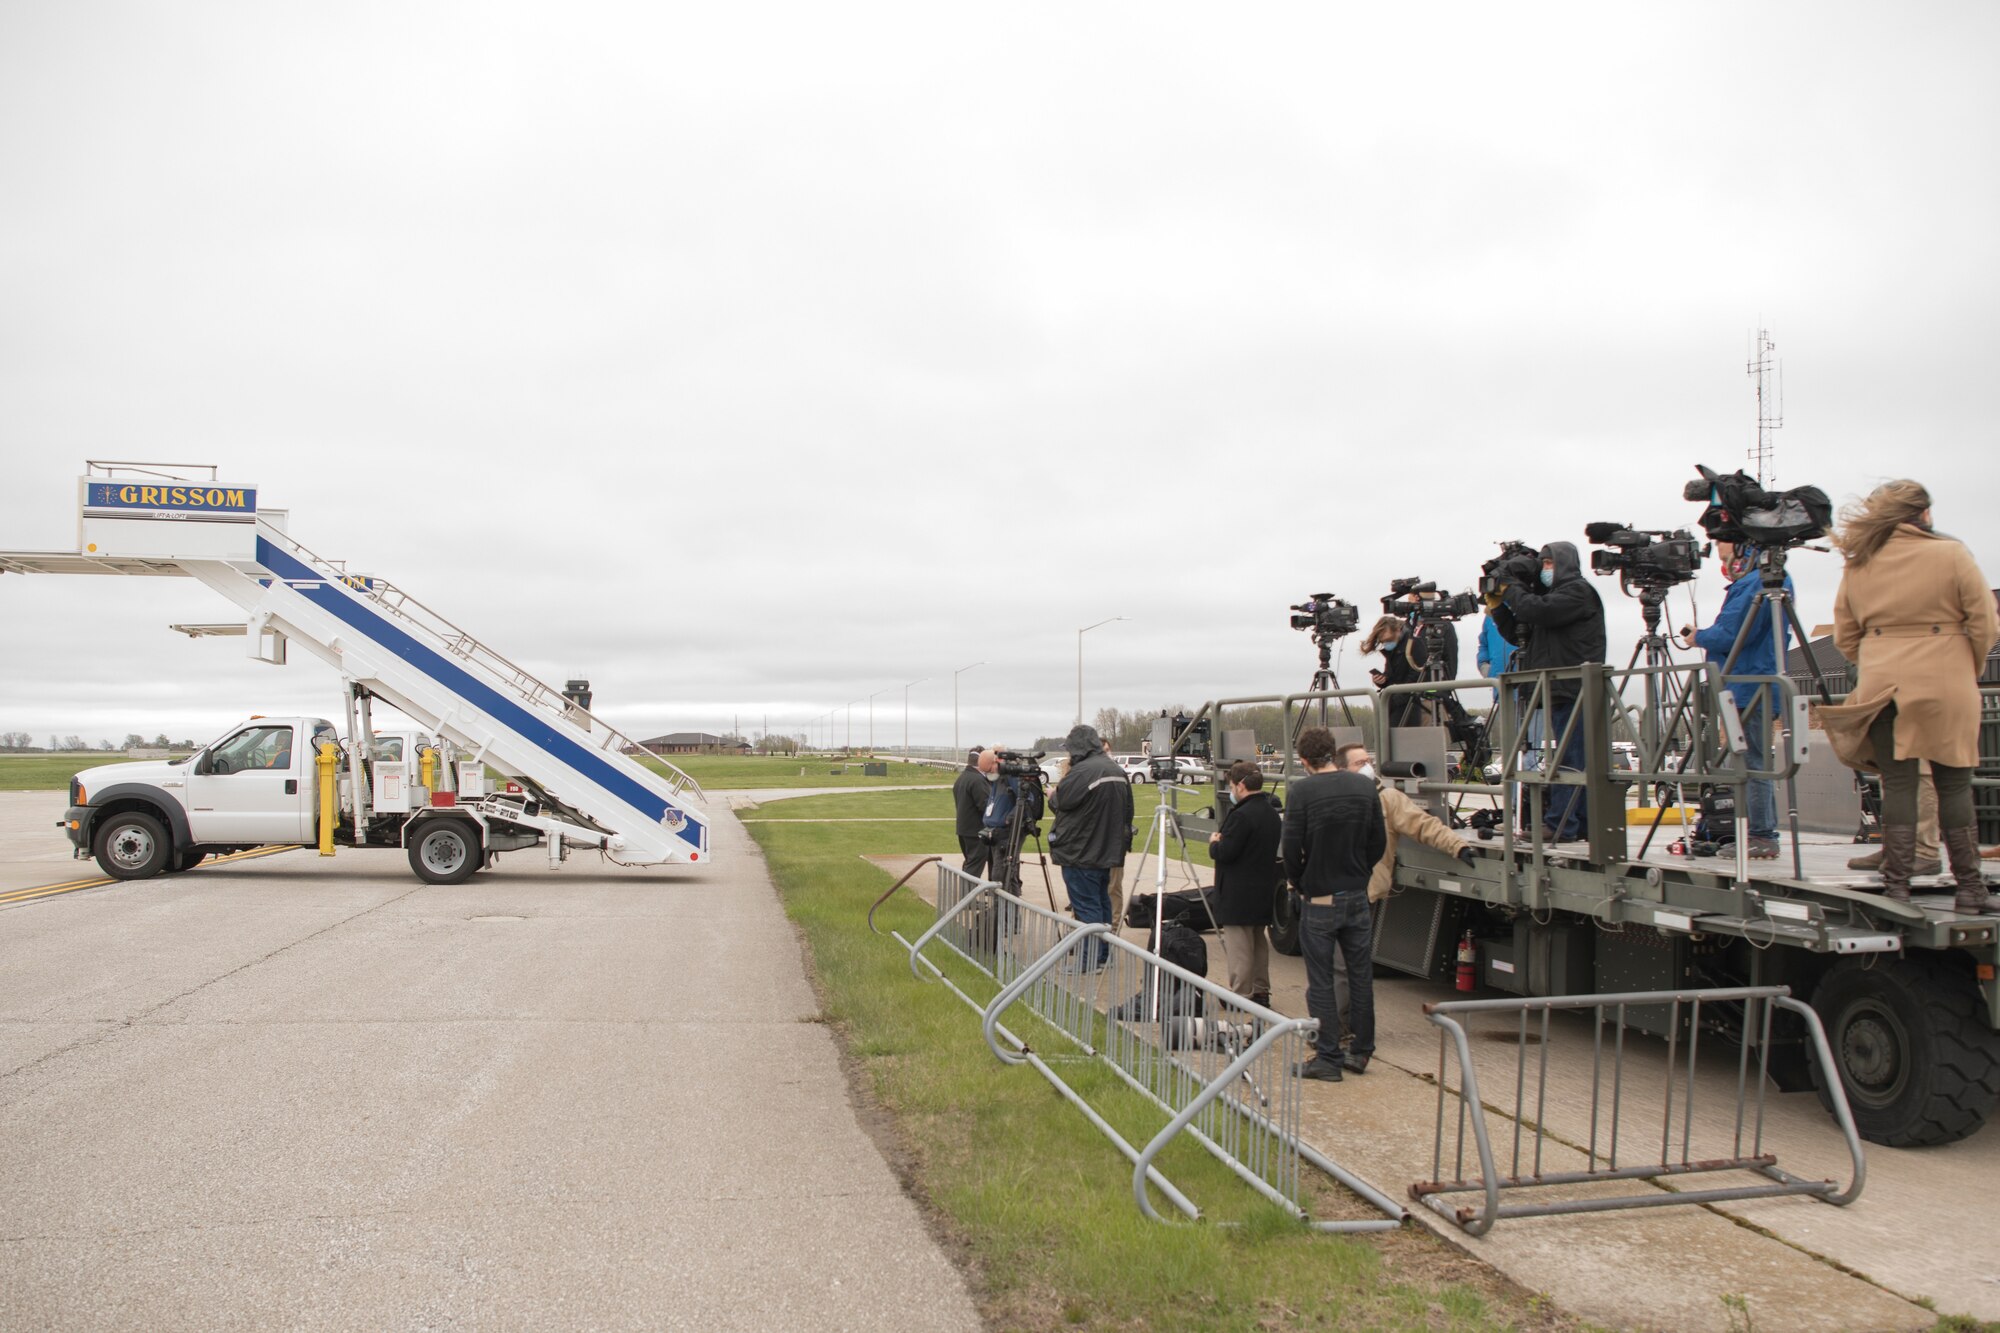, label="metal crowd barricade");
[876,860,1406,1233]
[1413,986,1865,1235]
